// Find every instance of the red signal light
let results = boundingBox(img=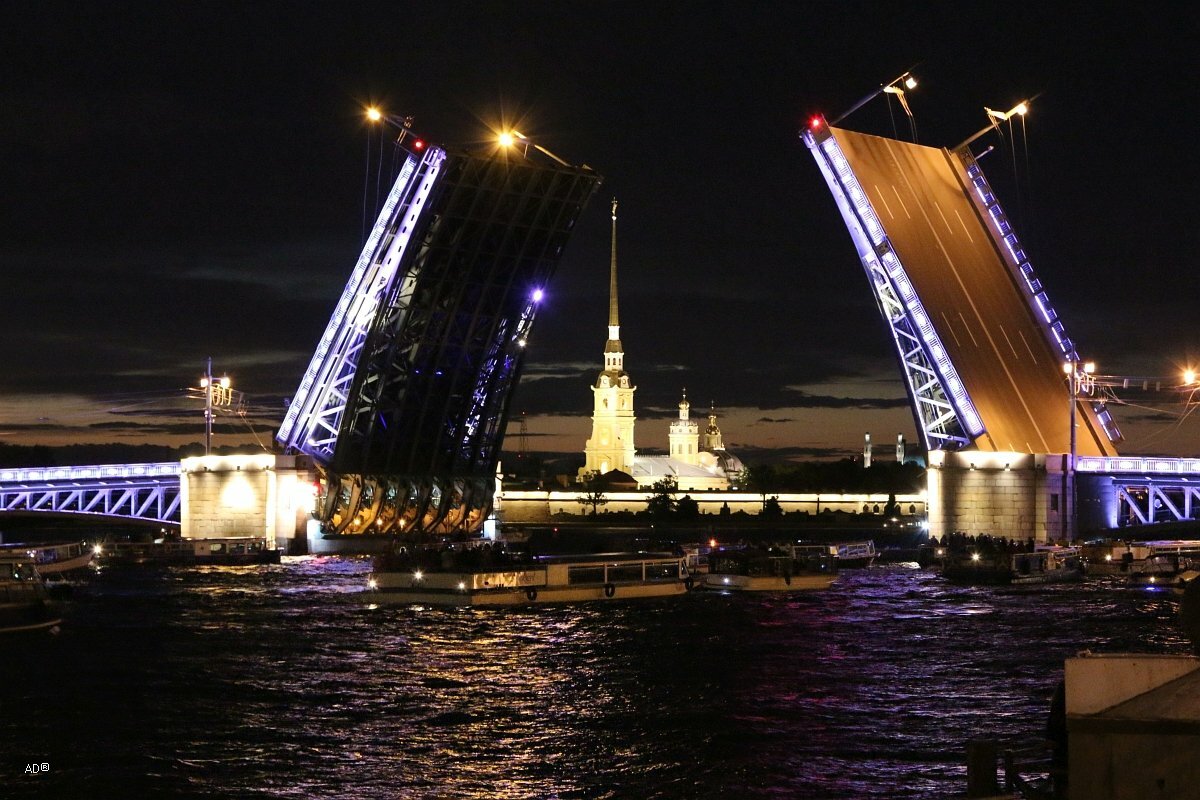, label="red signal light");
[810,116,823,130]
[412,138,425,150]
